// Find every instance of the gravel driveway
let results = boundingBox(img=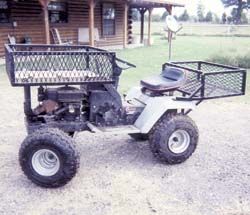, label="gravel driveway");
[0,70,250,215]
